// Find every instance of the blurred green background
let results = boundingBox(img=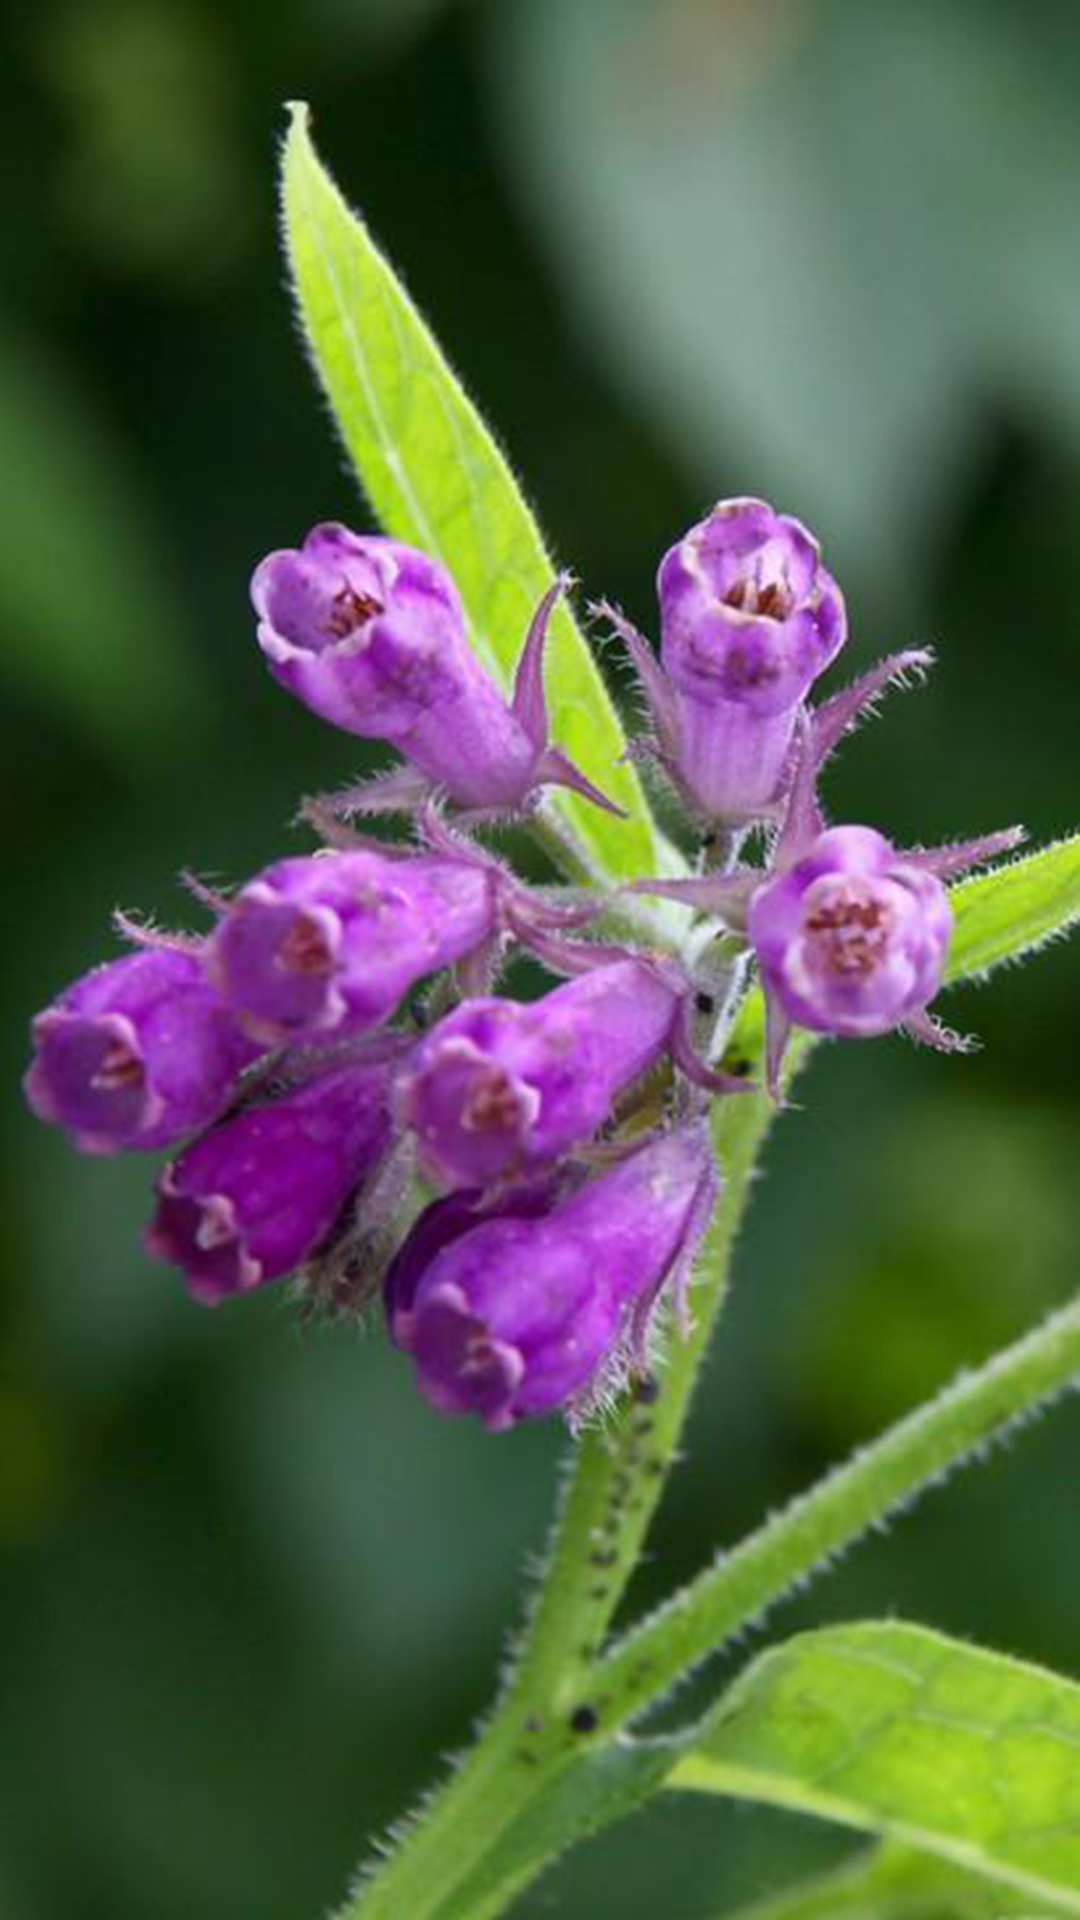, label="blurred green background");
[3,1,1080,1914]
